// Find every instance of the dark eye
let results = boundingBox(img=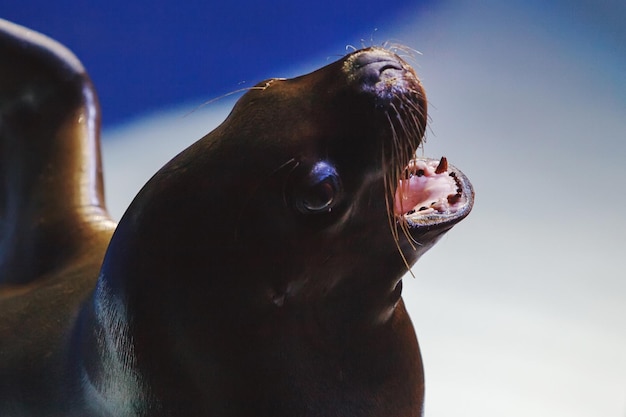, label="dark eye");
[293,161,342,214]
